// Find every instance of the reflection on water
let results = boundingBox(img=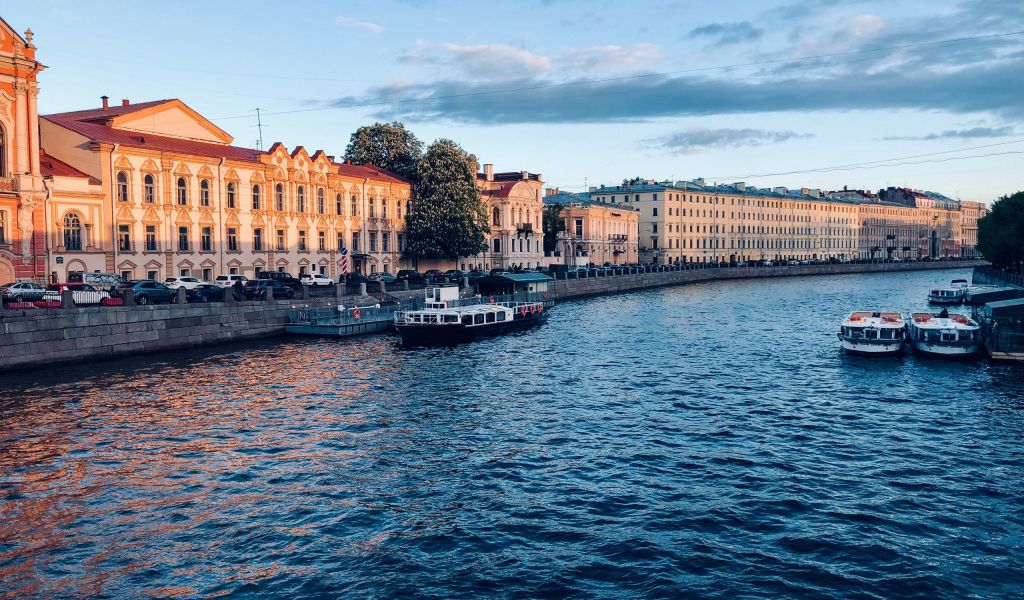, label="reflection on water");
[2,268,1023,598]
